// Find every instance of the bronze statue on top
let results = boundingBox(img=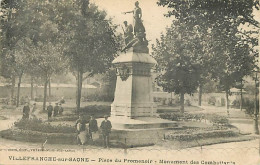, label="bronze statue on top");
[122,21,134,45]
[122,1,149,53]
